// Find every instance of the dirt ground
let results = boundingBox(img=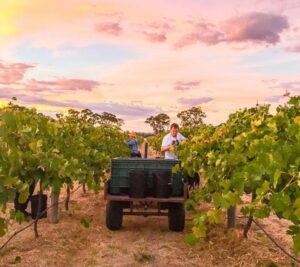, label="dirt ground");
[0,186,296,267]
